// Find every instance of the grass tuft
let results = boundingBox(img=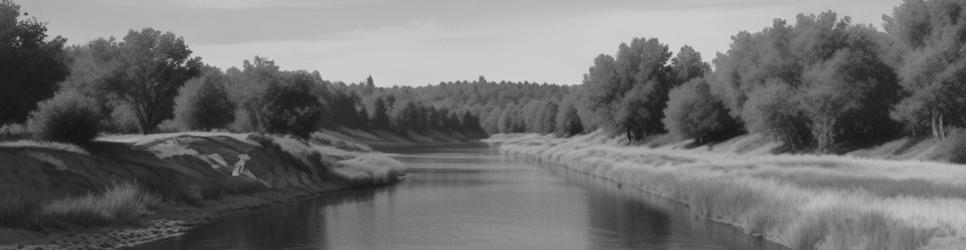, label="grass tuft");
[39,182,160,227]
[0,193,39,228]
